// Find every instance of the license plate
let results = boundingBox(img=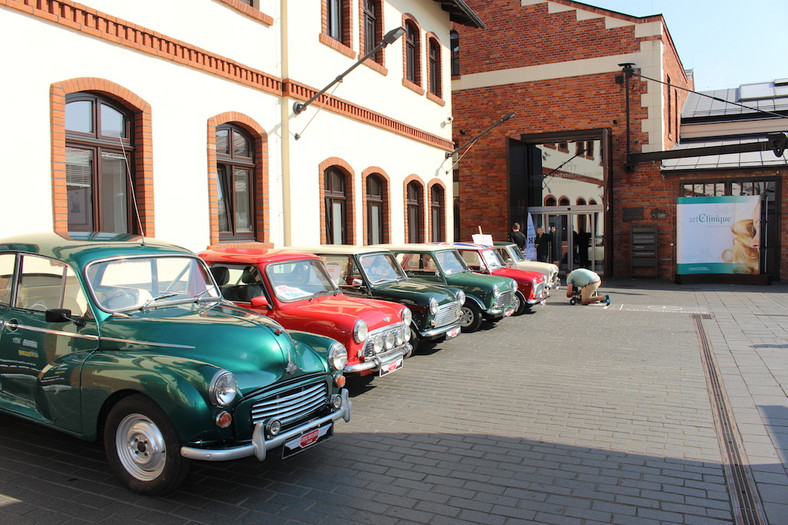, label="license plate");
[379,358,403,376]
[282,422,333,458]
[446,326,461,339]
[504,306,515,317]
